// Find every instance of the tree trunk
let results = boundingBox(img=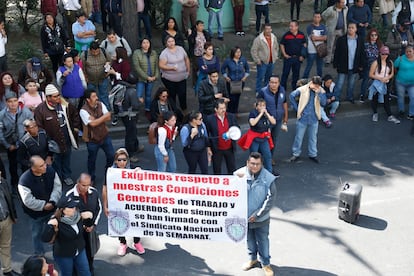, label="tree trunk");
[122,0,138,51]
